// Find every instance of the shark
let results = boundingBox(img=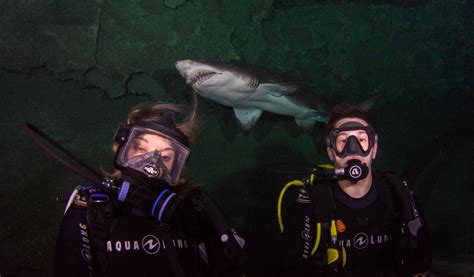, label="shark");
[175,59,331,130]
